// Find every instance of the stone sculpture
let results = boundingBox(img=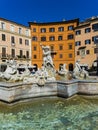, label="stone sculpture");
[39,43,56,81]
[40,43,54,70]
[23,44,56,85]
[0,50,89,84]
[58,64,68,76]
[73,60,89,79]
